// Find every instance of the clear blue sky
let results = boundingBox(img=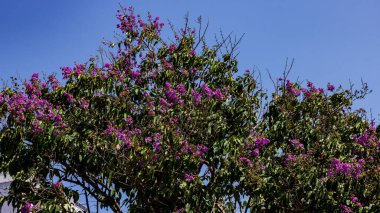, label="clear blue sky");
[1,1,379,116]
[1,1,380,211]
